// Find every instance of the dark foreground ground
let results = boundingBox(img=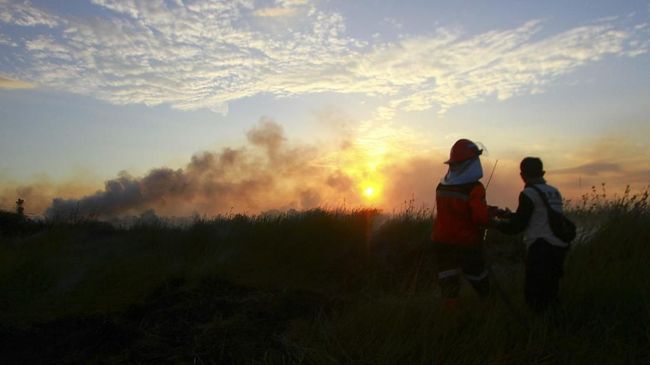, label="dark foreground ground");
[1,195,649,364]
[1,276,325,364]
